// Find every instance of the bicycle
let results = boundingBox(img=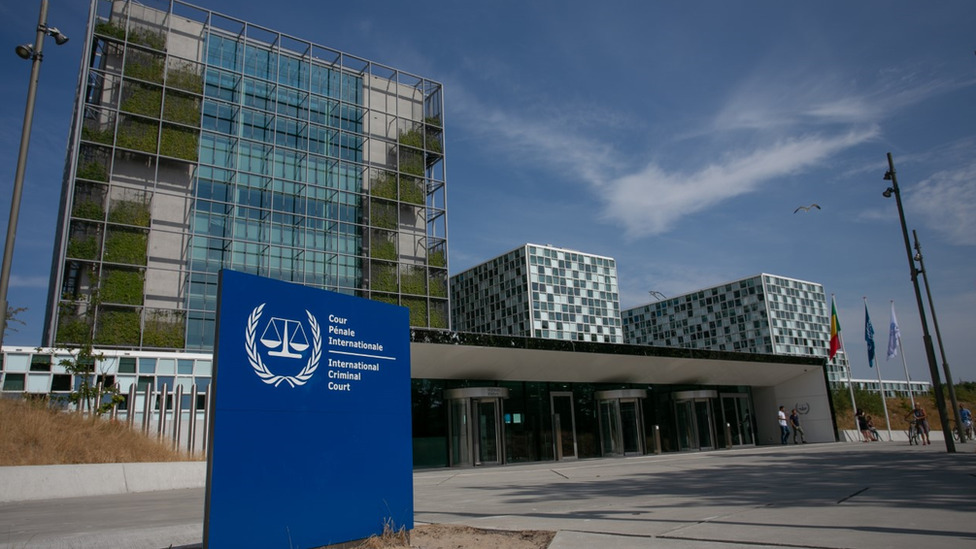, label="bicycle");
[907,419,920,445]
